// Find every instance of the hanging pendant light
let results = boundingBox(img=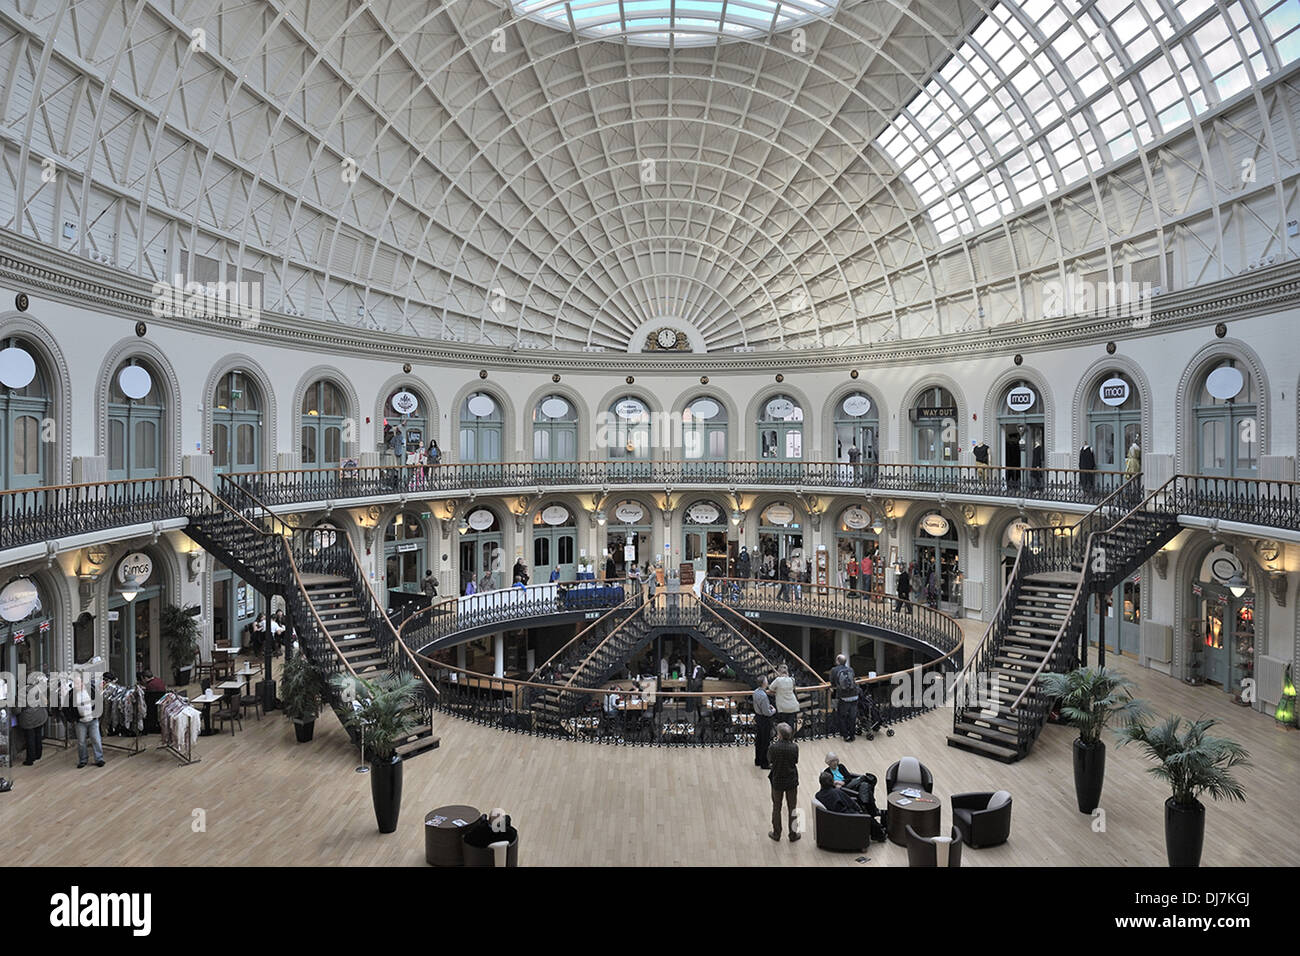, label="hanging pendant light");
[117,575,143,603]
[1227,570,1248,599]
